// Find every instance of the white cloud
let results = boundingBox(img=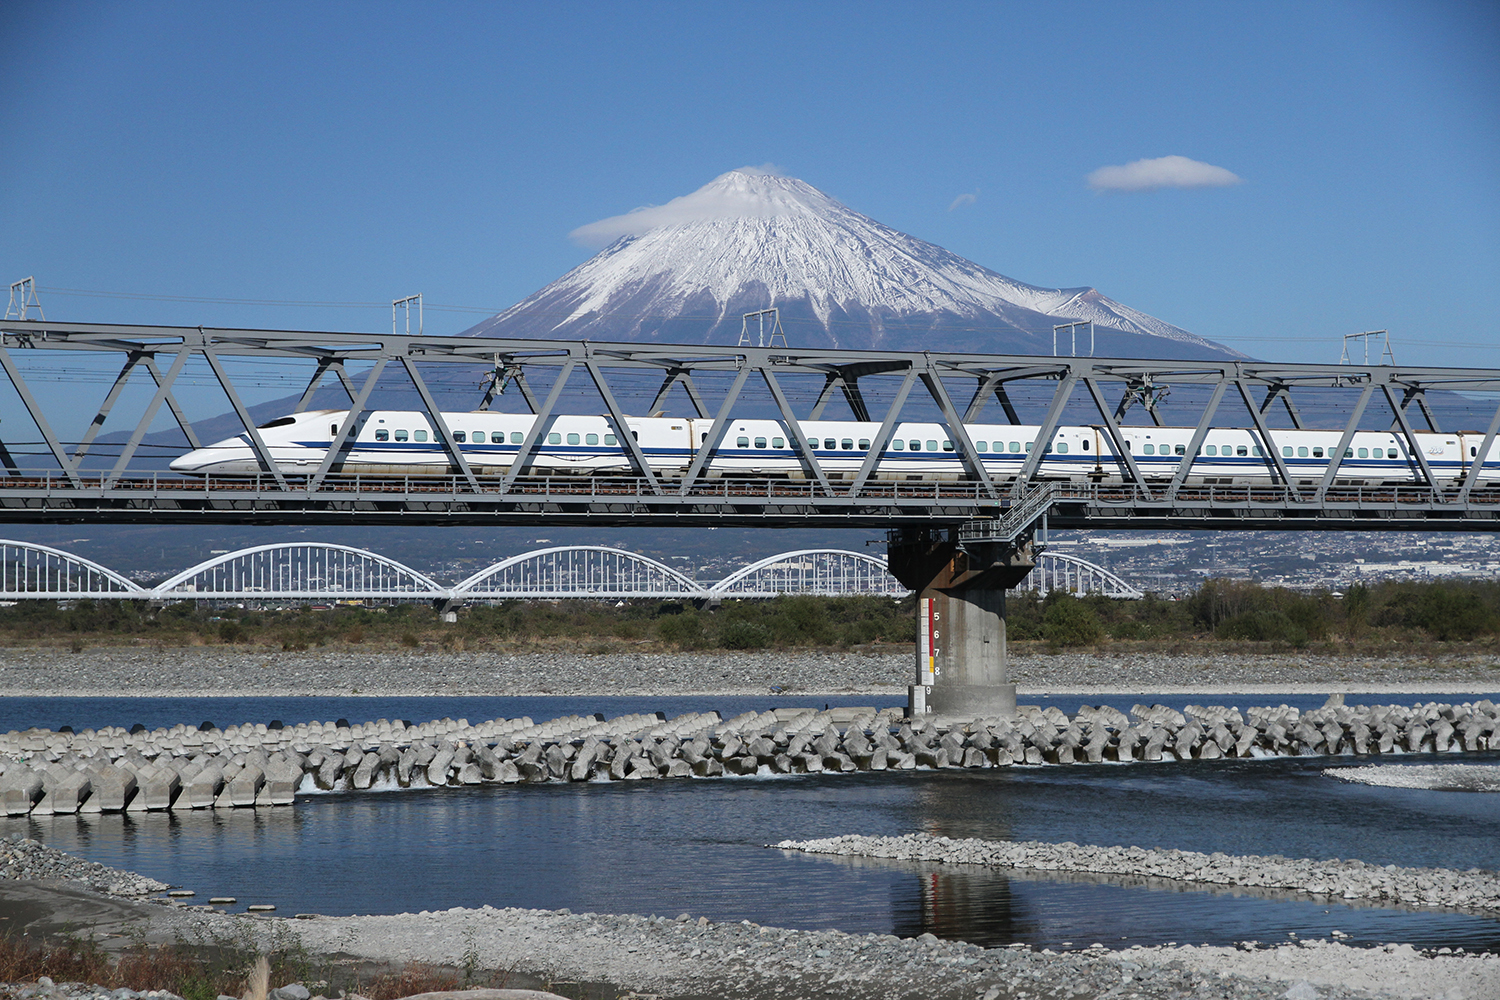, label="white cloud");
[1087,155,1243,193]
[947,191,978,211]
[570,165,790,246]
